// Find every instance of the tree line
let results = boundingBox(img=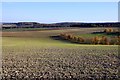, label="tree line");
[2,22,120,29]
[59,29,120,45]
